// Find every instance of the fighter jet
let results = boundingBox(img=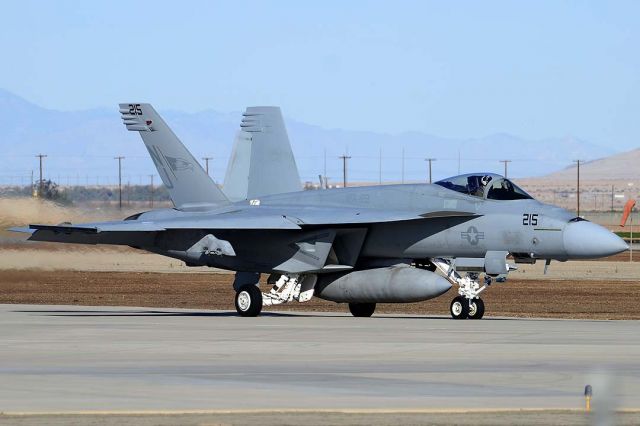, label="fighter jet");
[10,103,629,319]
